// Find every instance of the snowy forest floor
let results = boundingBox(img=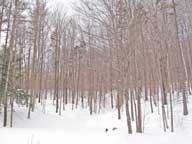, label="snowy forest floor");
[0,97,192,144]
